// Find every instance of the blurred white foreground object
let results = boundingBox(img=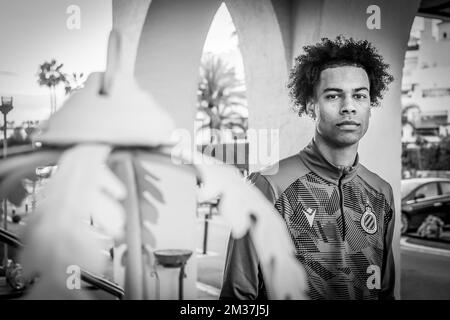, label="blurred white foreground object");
[13,29,307,300]
[194,154,308,300]
[20,144,121,299]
